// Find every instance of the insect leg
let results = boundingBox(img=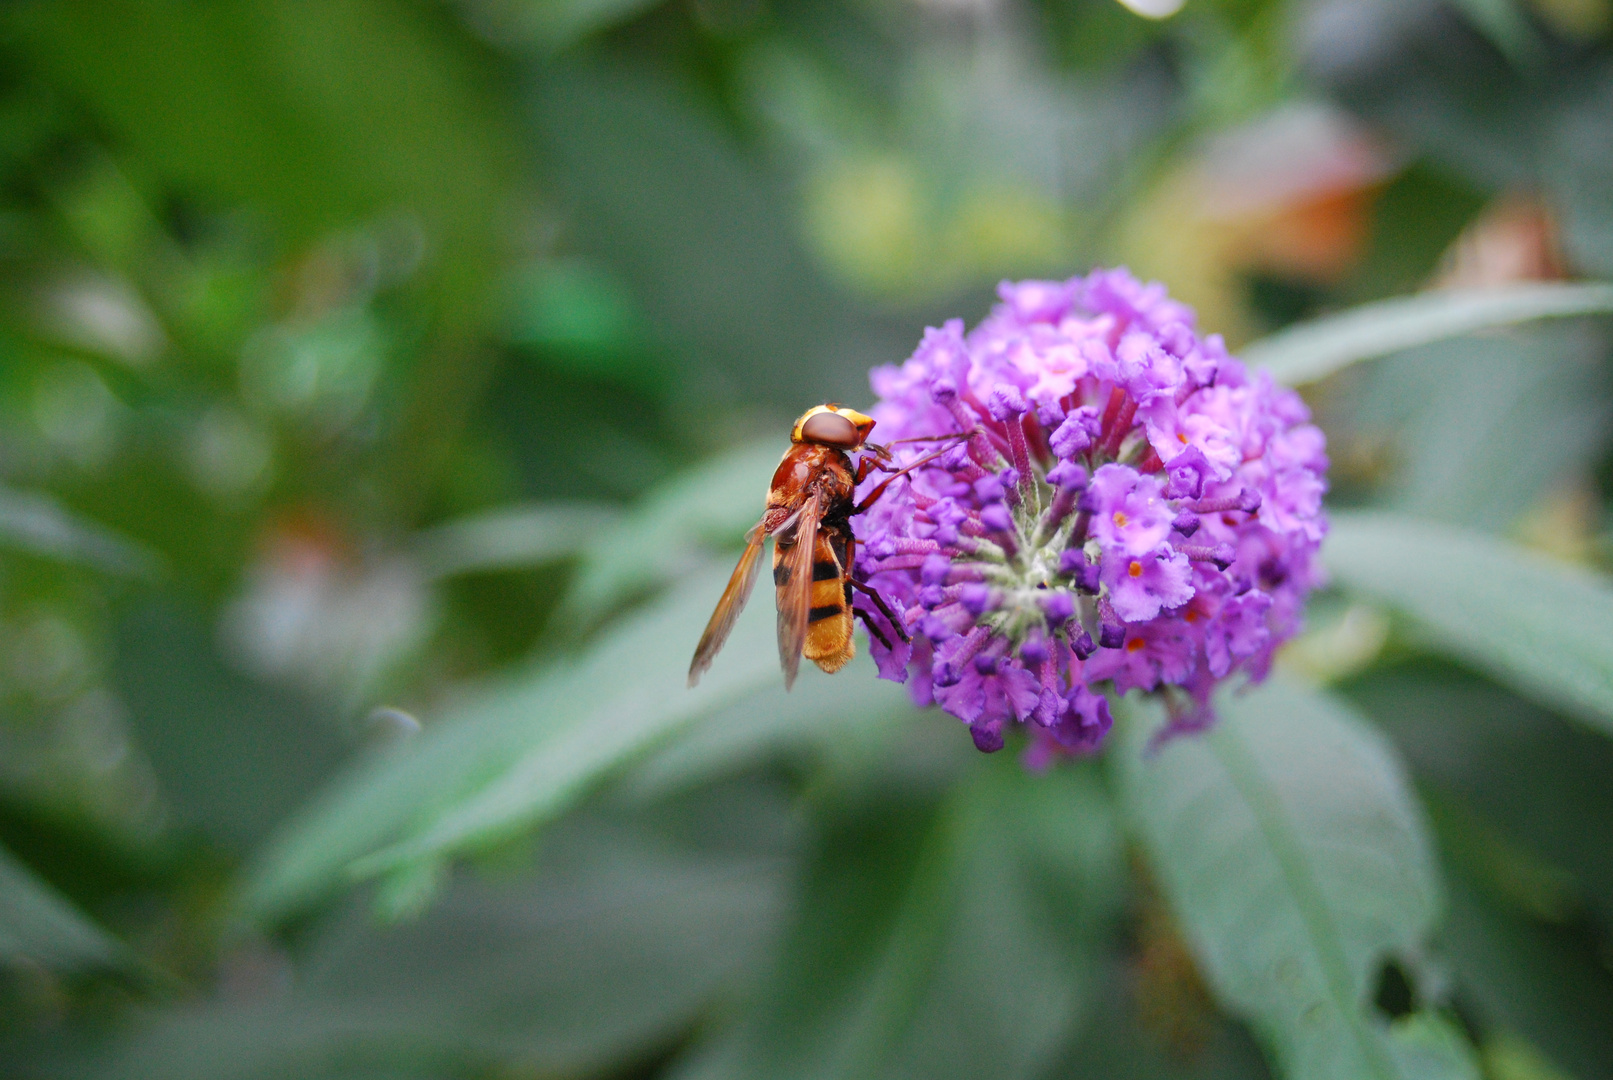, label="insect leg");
[861,442,895,463]
[853,606,894,650]
[853,443,967,513]
[855,458,914,483]
[861,431,976,477]
[848,578,910,642]
[881,431,976,447]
